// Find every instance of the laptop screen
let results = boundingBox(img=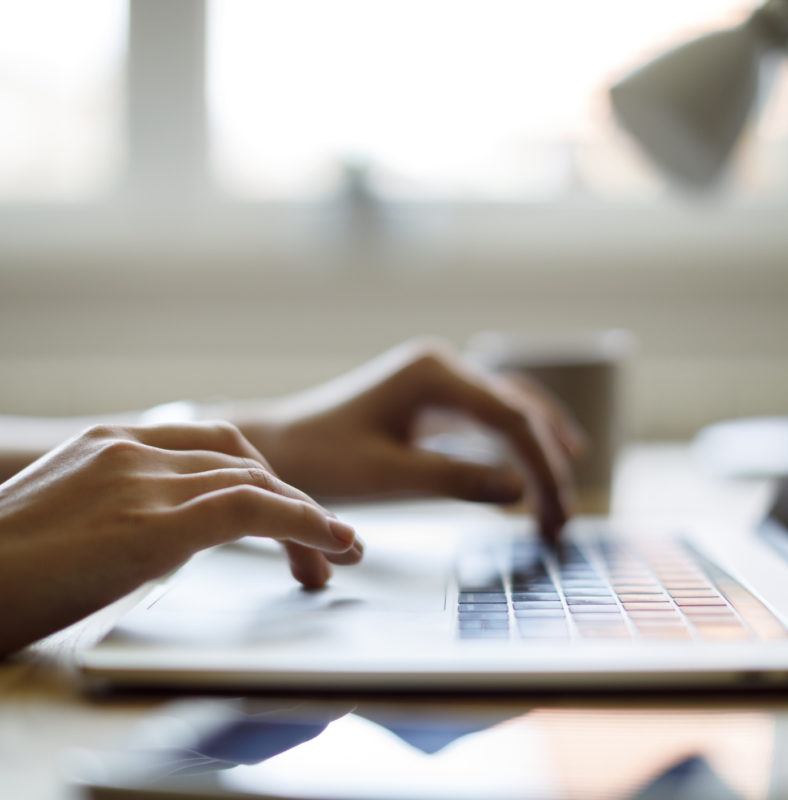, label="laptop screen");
[762,478,788,561]
[769,479,788,529]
